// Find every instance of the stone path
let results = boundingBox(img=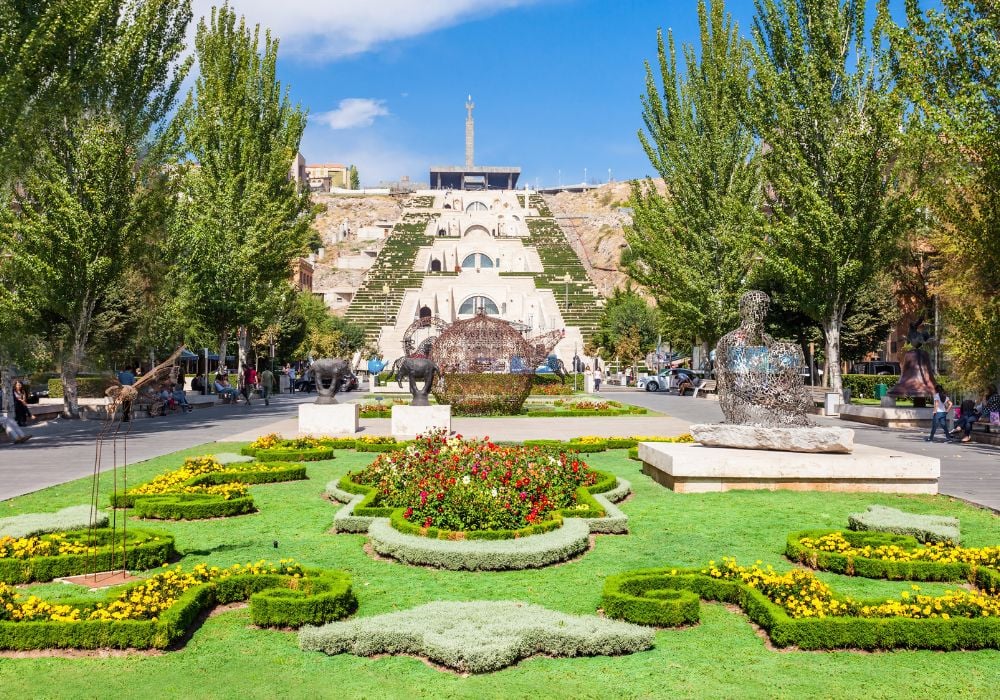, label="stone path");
[1,389,997,513]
